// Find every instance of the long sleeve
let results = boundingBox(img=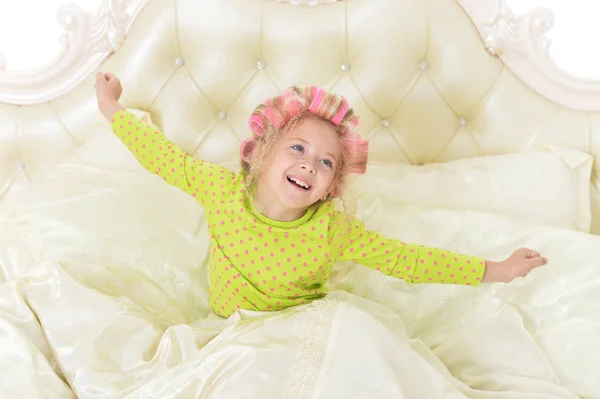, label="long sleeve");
[110,109,237,208]
[327,212,486,285]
